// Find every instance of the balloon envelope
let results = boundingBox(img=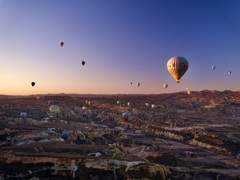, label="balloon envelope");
[31,82,35,87]
[61,132,69,141]
[164,84,168,89]
[82,61,85,66]
[122,112,131,121]
[20,112,27,119]
[167,56,188,83]
[212,66,215,70]
[49,105,60,115]
[59,42,64,47]
[136,82,140,87]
